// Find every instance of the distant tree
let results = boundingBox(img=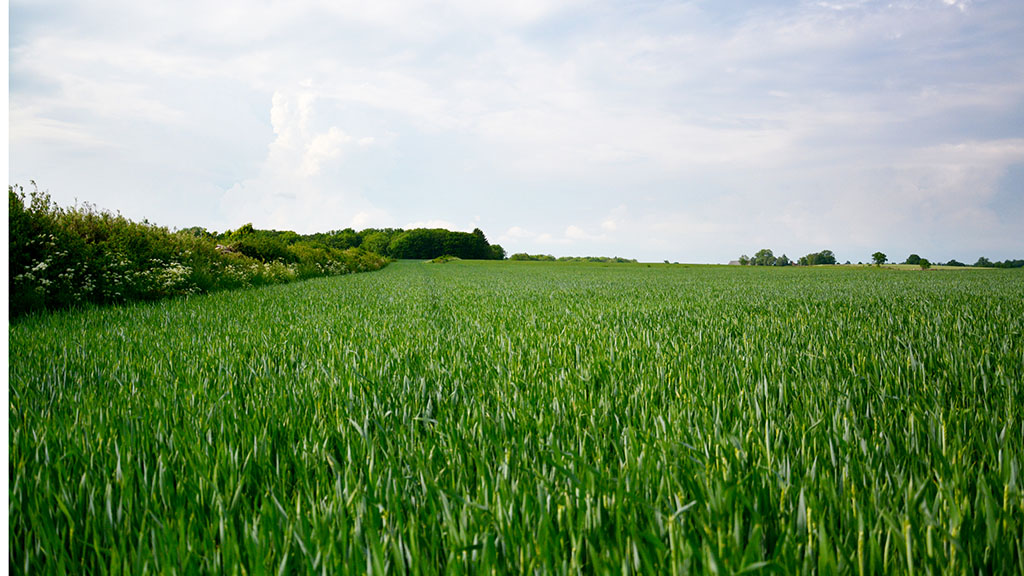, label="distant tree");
[872,252,887,266]
[388,229,437,259]
[442,230,479,259]
[753,248,776,266]
[945,259,966,267]
[905,254,921,265]
[775,254,791,266]
[384,228,498,260]
[361,231,391,256]
[509,253,556,261]
[992,259,1024,269]
[230,223,255,239]
[179,226,213,239]
[489,244,507,260]
[467,228,492,259]
[974,256,992,267]
[801,250,836,266]
[919,258,931,270]
[324,228,360,250]
[739,254,751,266]
[556,256,638,263]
